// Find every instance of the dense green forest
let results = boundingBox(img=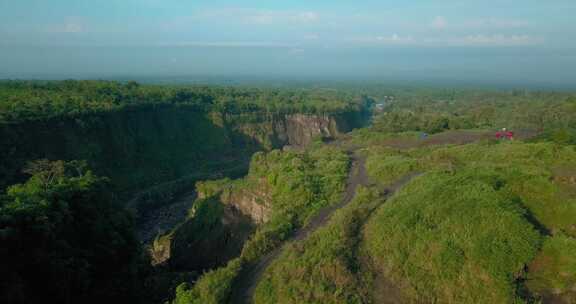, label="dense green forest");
[0,80,364,123]
[0,80,369,195]
[0,160,143,304]
[1,81,575,303]
[367,88,576,142]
